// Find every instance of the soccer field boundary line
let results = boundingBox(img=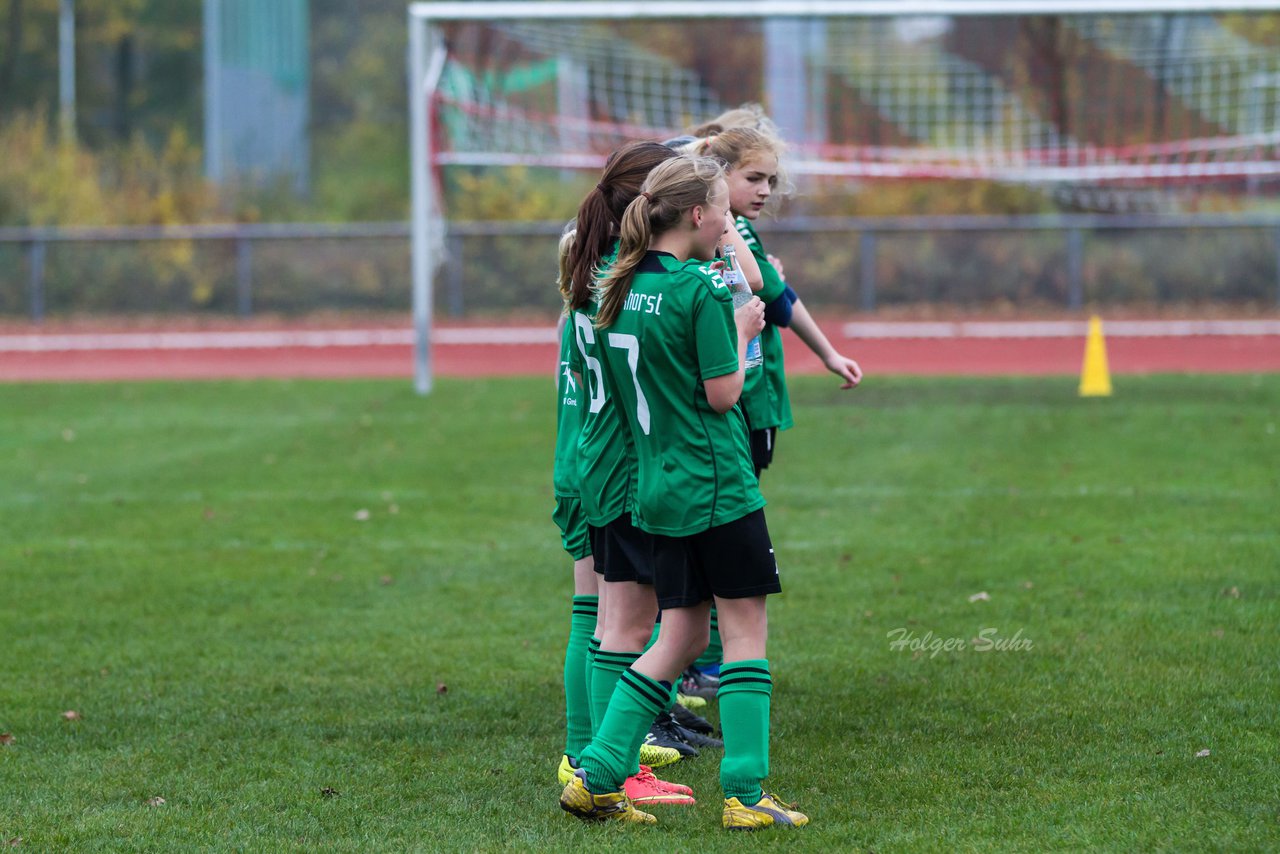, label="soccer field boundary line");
[2,320,1279,353]
[842,320,1280,339]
